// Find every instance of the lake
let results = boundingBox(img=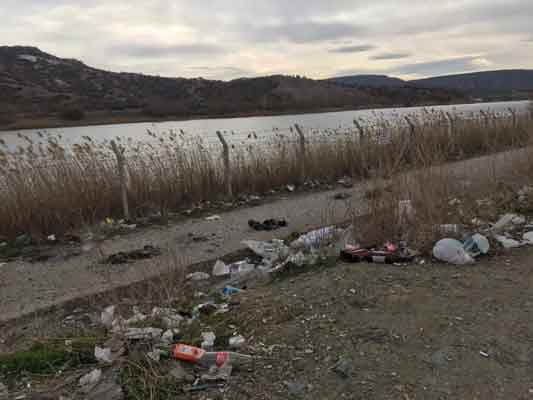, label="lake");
[1,100,530,150]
